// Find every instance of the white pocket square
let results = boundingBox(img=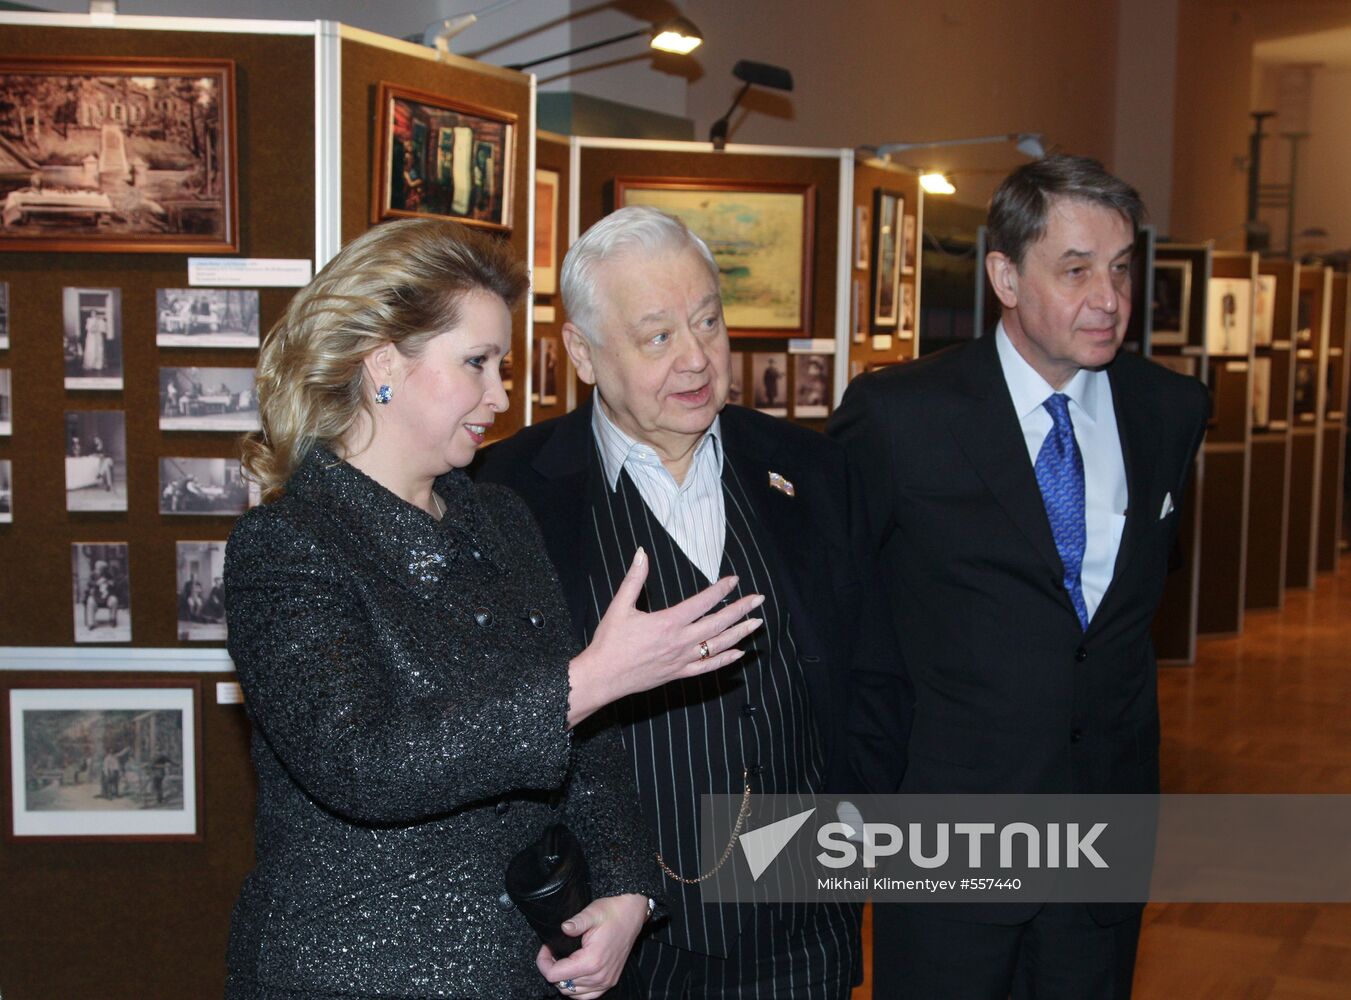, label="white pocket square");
[1160,492,1175,519]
